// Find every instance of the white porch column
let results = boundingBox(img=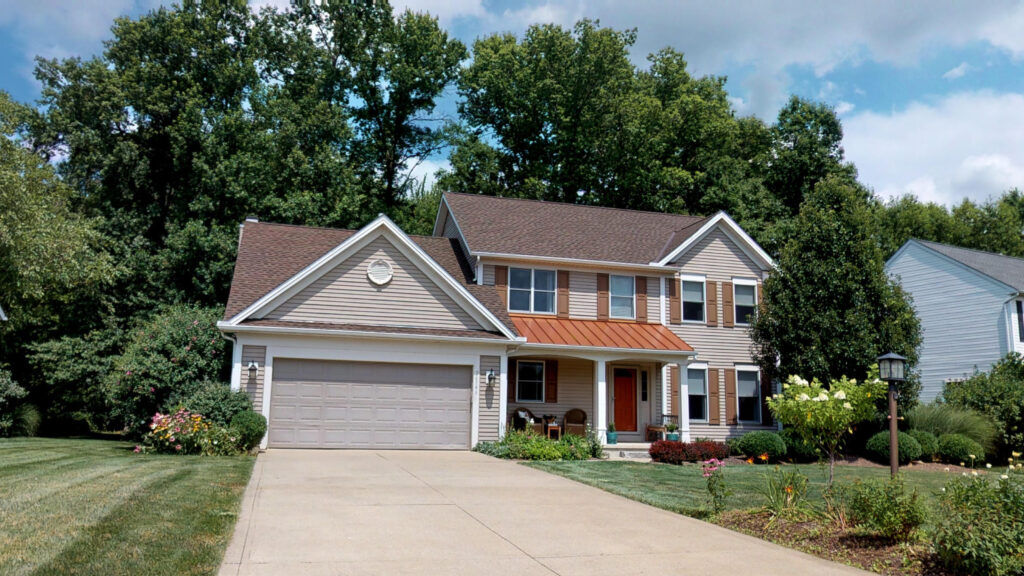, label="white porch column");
[594,359,607,444]
[679,359,692,442]
[499,355,509,438]
[229,338,242,392]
